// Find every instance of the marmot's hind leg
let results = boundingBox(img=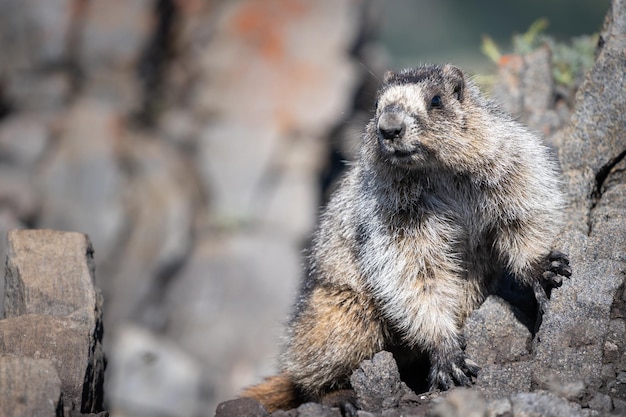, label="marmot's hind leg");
[282,283,388,402]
